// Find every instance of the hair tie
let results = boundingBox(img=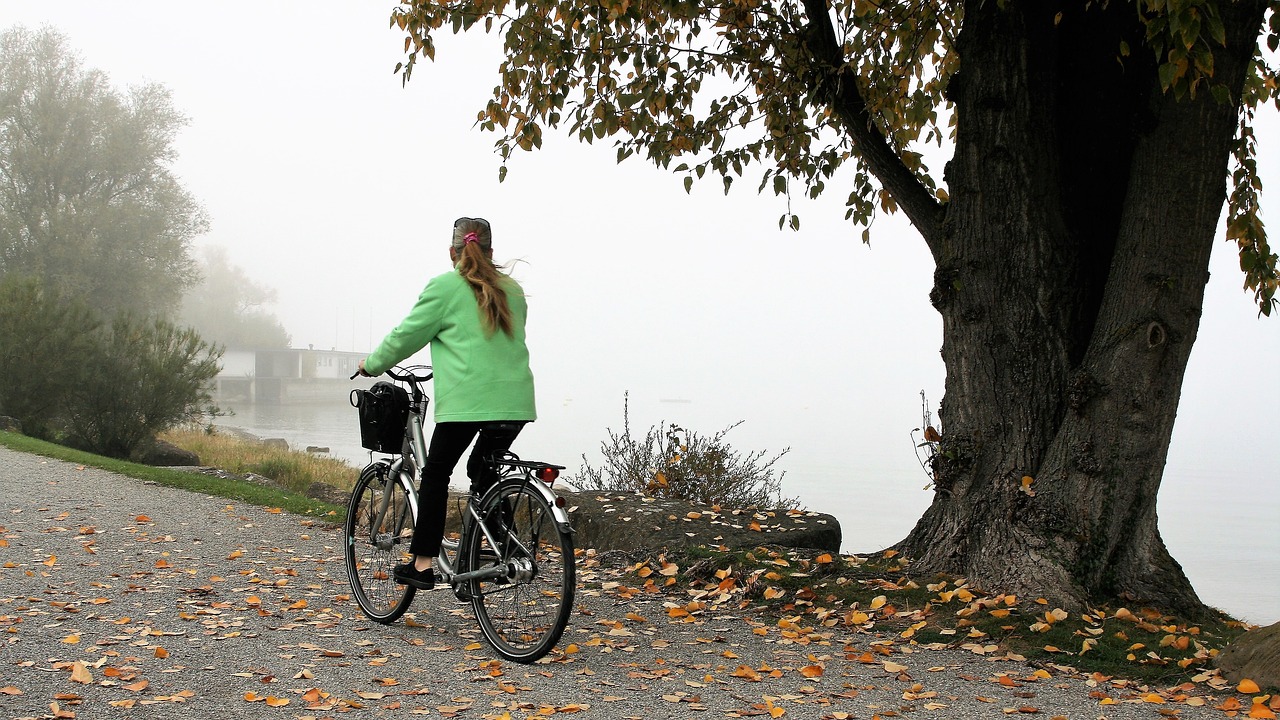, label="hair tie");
[463,231,480,245]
